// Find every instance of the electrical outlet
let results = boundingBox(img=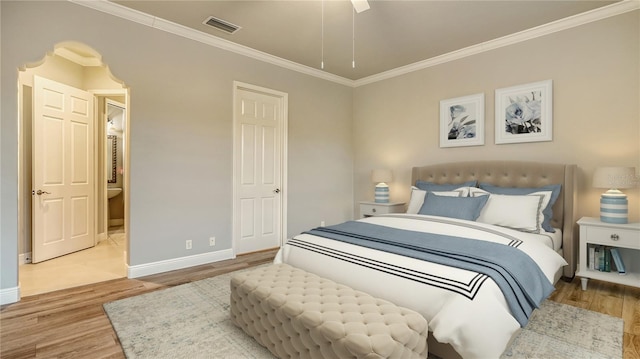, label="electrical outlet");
[186,240,192,250]
[320,221,325,227]
[209,237,216,246]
